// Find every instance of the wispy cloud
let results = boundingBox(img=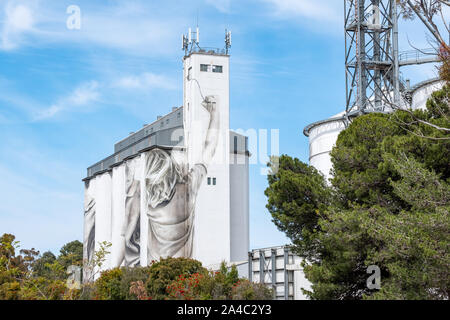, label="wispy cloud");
[113,72,176,91]
[0,2,36,50]
[205,0,231,13]
[0,1,186,56]
[31,71,177,121]
[34,80,100,120]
